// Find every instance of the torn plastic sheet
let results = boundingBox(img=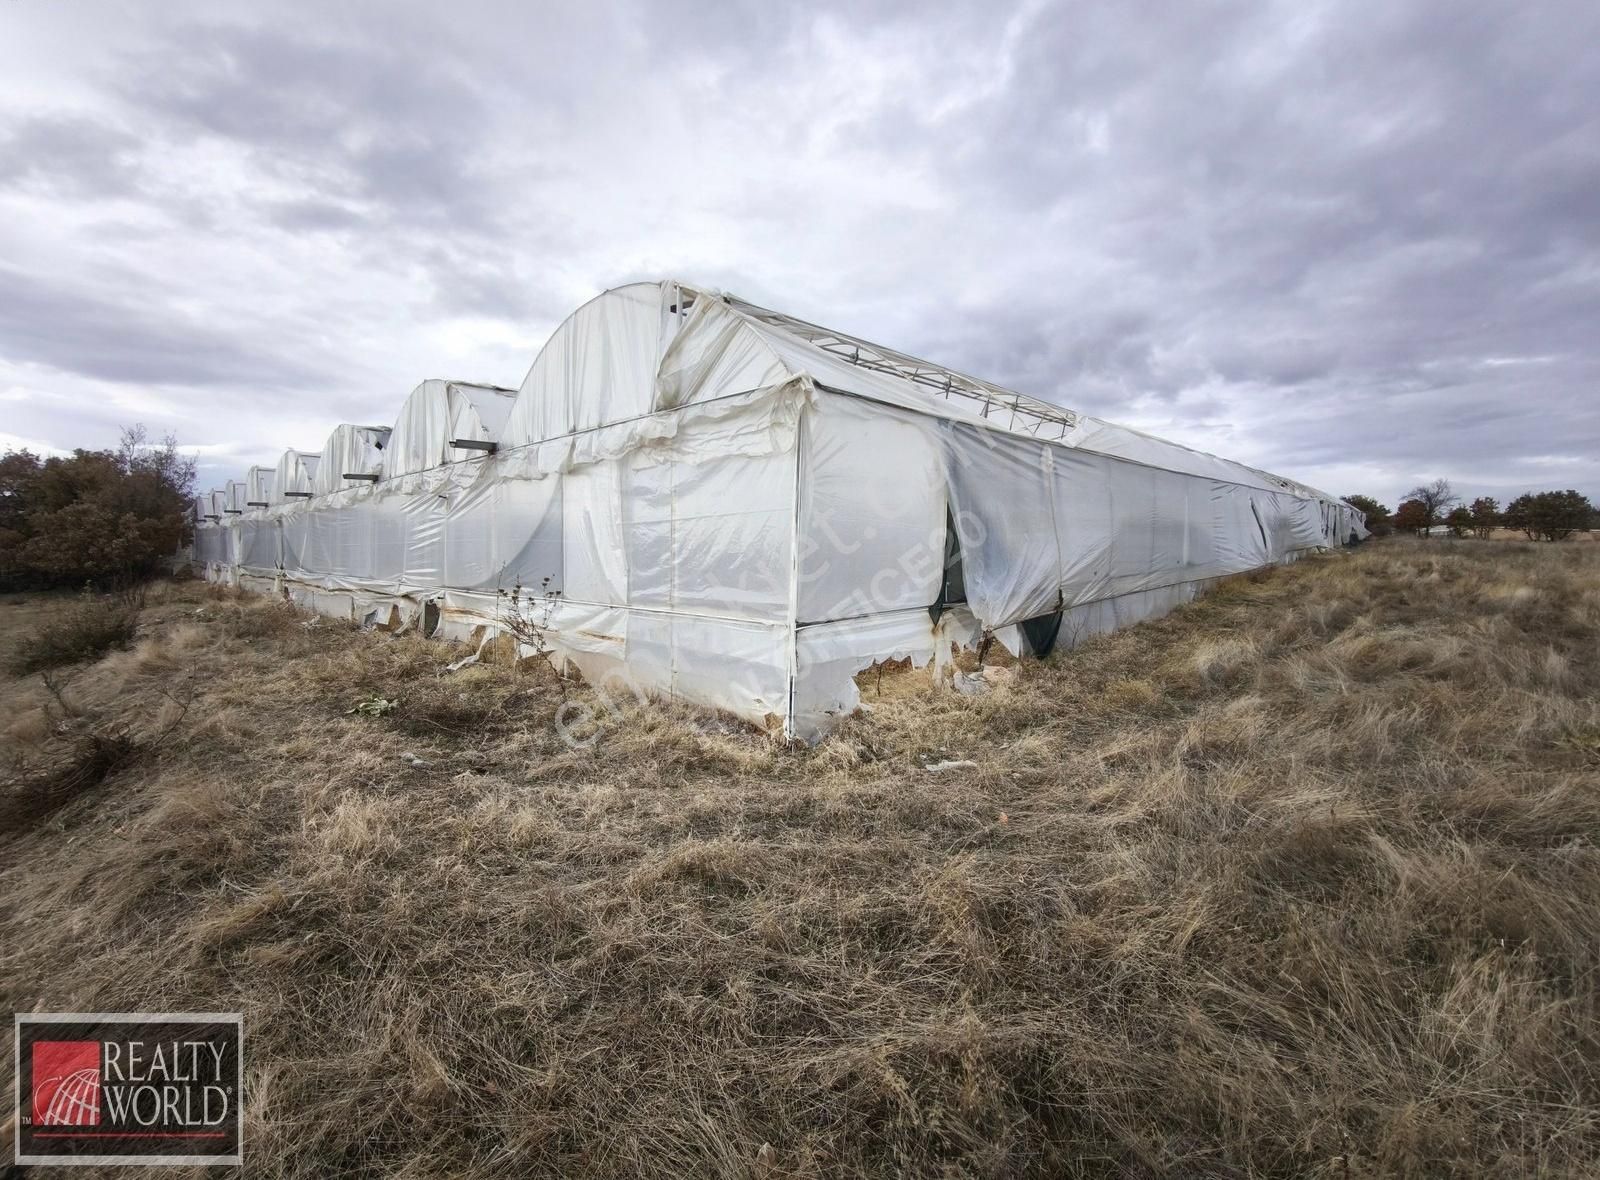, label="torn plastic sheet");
[316,424,391,494]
